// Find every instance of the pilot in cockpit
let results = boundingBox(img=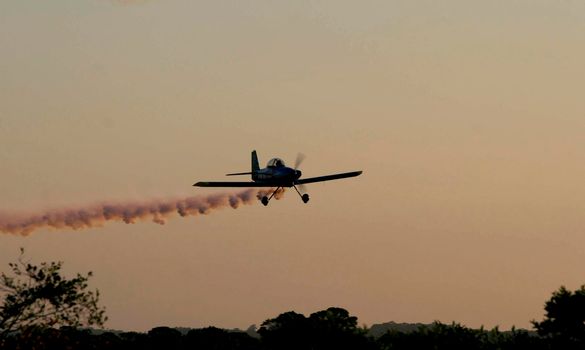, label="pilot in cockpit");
[267,158,285,168]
